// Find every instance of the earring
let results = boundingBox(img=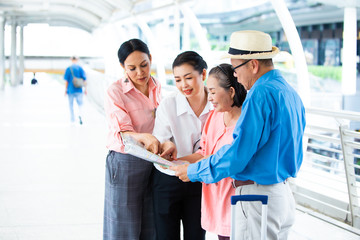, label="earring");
[124,71,129,83]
